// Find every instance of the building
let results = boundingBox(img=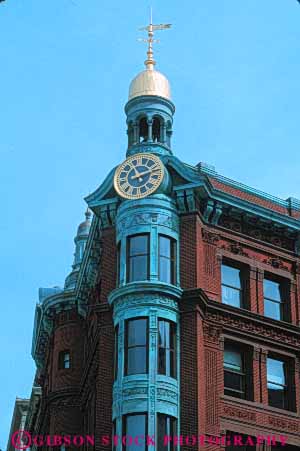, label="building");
[7,20,300,451]
[7,398,30,451]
